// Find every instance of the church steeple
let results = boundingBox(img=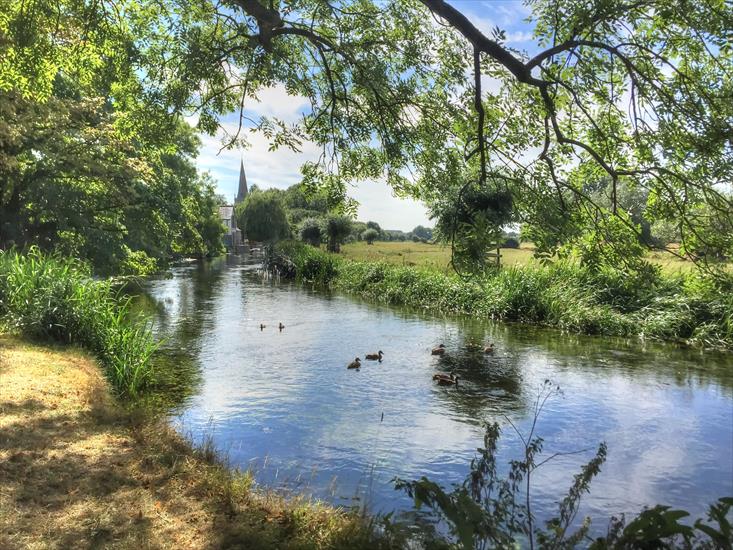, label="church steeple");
[235,158,248,204]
